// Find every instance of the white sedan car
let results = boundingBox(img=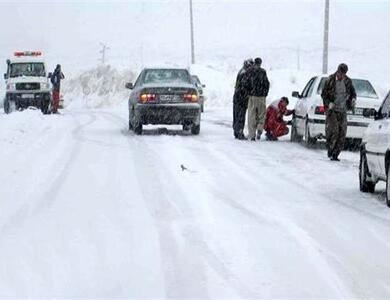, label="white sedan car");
[360,91,390,207]
[290,75,381,146]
